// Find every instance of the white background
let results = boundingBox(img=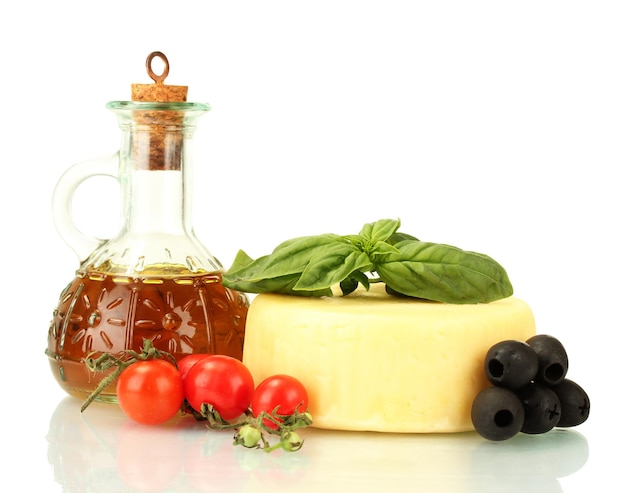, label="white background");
[1,1,624,491]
